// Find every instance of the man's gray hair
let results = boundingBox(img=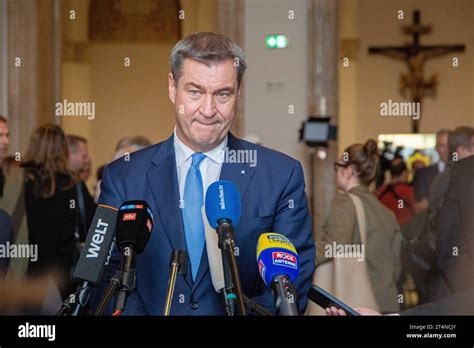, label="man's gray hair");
[448,126,474,157]
[115,135,152,152]
[170,32,247,88]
